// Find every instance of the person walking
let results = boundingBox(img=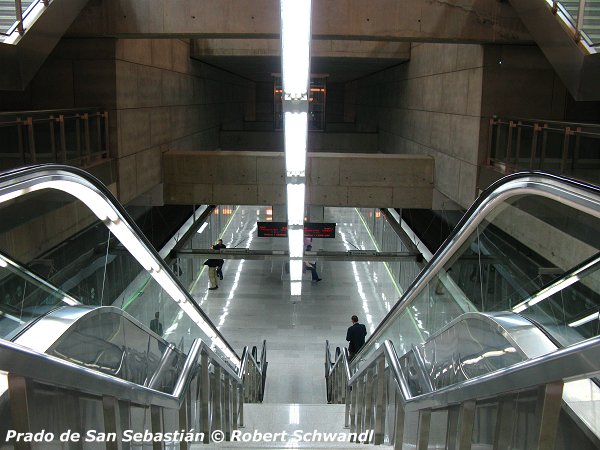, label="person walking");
[346,315,367,359]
